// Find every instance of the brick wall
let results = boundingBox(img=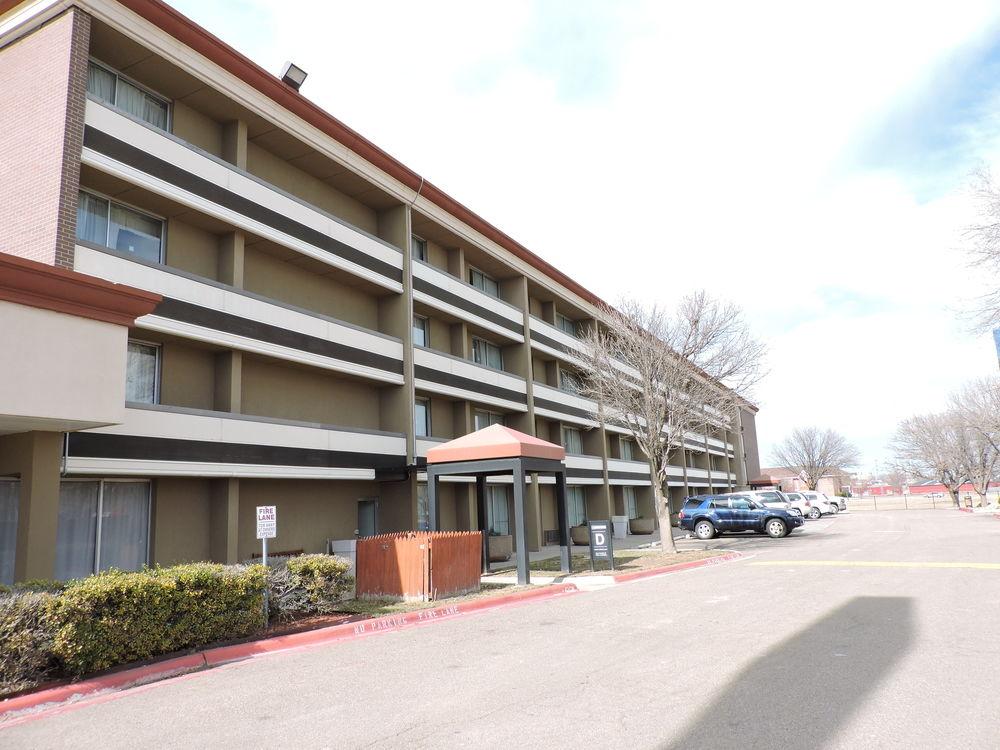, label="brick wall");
[0,9,90,268]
